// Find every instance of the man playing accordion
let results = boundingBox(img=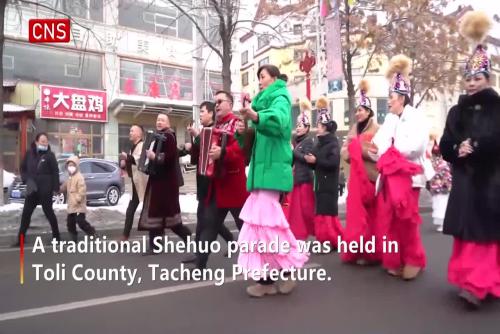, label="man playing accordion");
[186,91,248,270]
